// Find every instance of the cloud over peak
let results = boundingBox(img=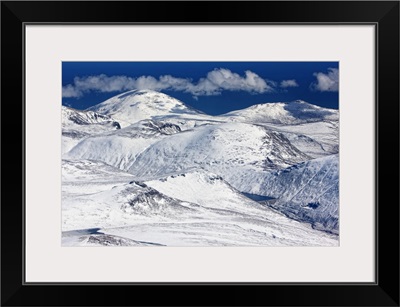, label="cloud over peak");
[62,68,275,98]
